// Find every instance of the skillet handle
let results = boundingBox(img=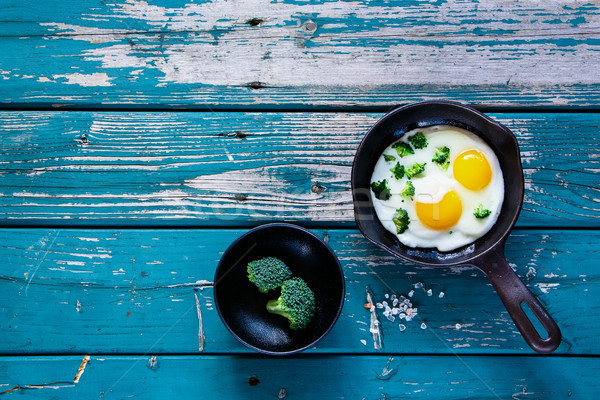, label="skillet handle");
[473,248,561,354]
